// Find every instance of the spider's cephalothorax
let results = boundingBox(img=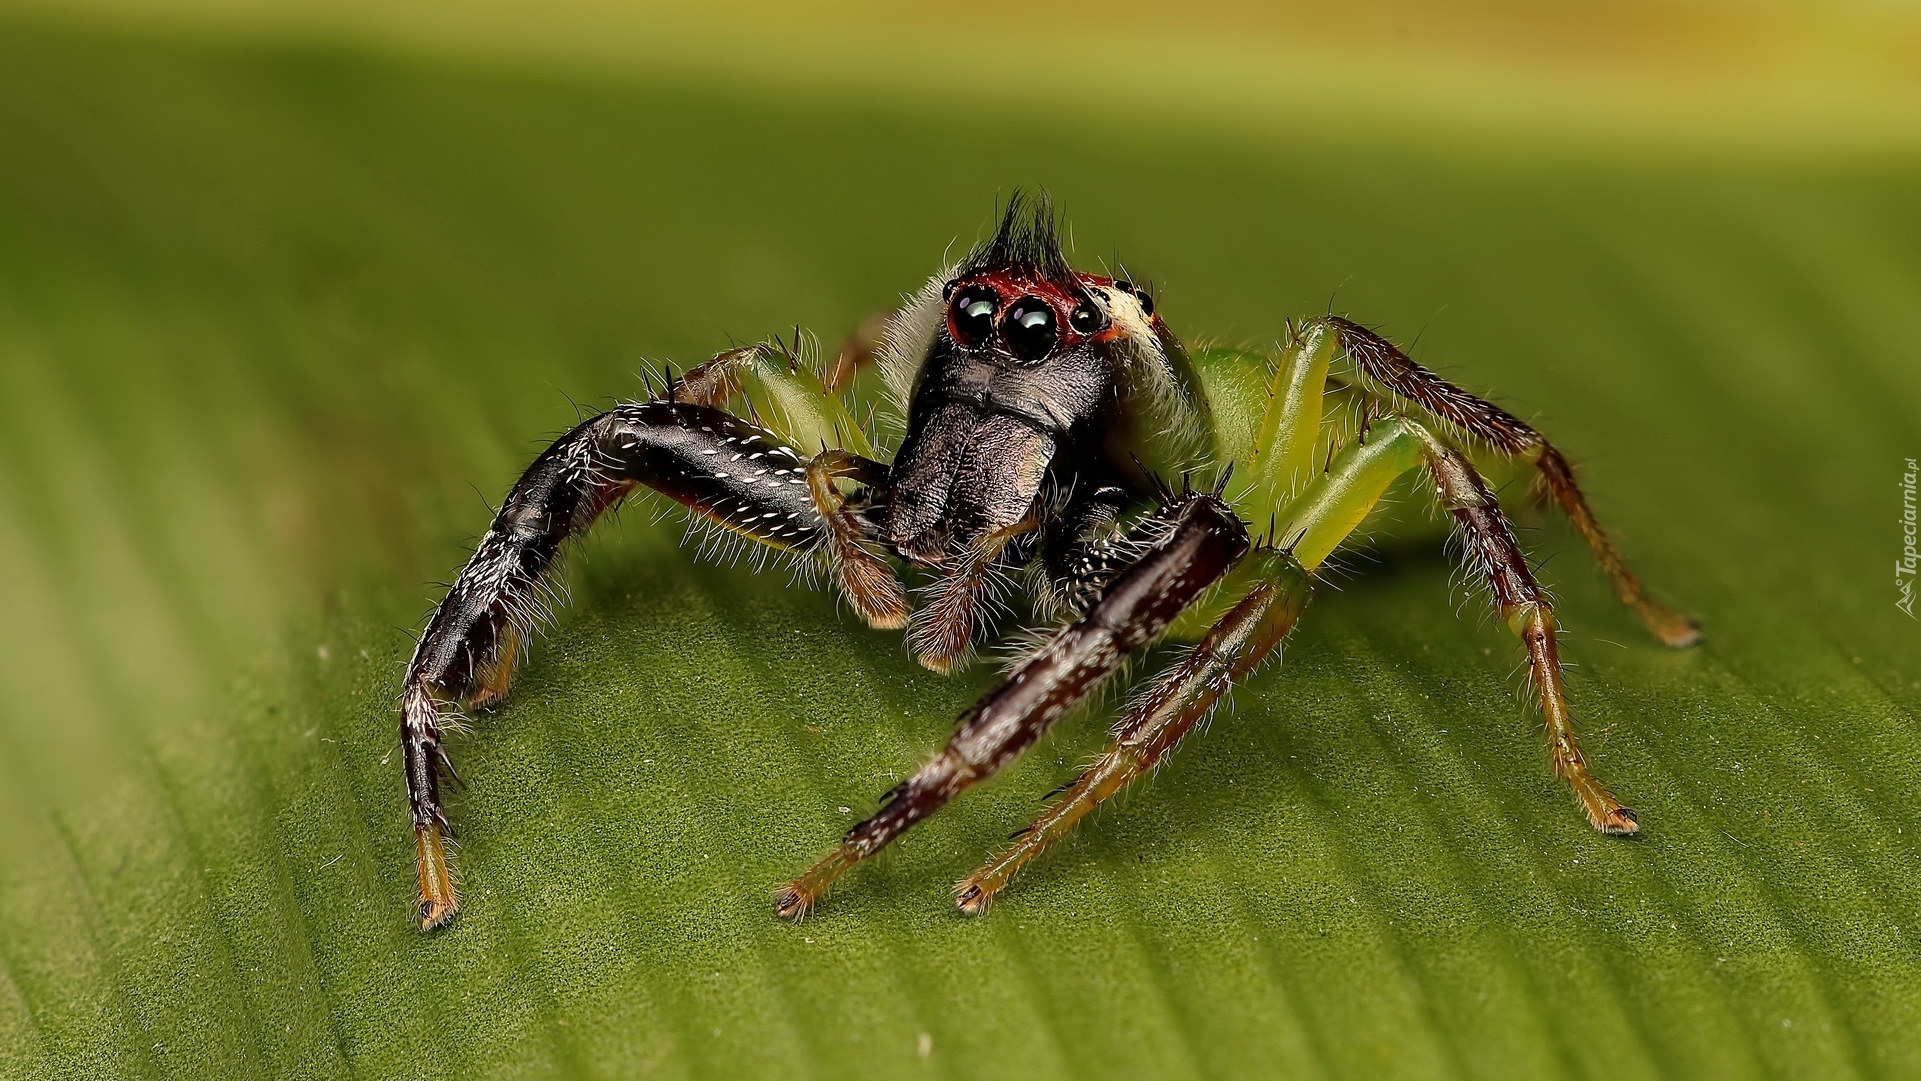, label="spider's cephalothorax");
[866,202,1213,669]
[398,192,1701,930]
